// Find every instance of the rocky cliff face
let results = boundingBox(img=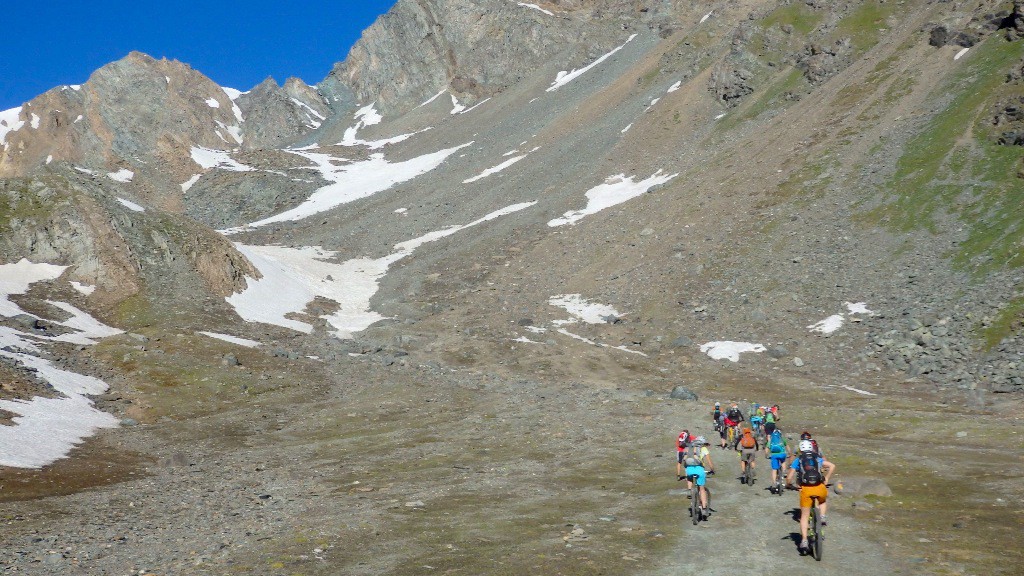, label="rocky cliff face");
[320,0,666,115]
